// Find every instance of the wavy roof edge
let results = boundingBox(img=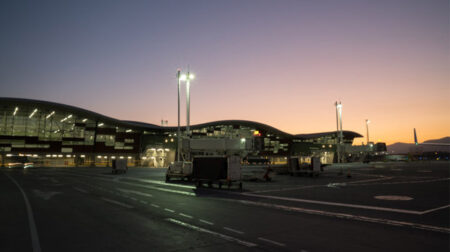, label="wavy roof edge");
[0,97,363,138]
